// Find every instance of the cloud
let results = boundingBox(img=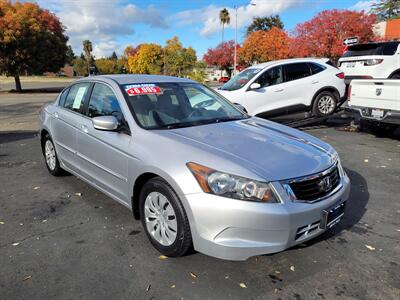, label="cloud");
[173,0,302,37]
[350,1,377,12]
[38,0,167,57]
